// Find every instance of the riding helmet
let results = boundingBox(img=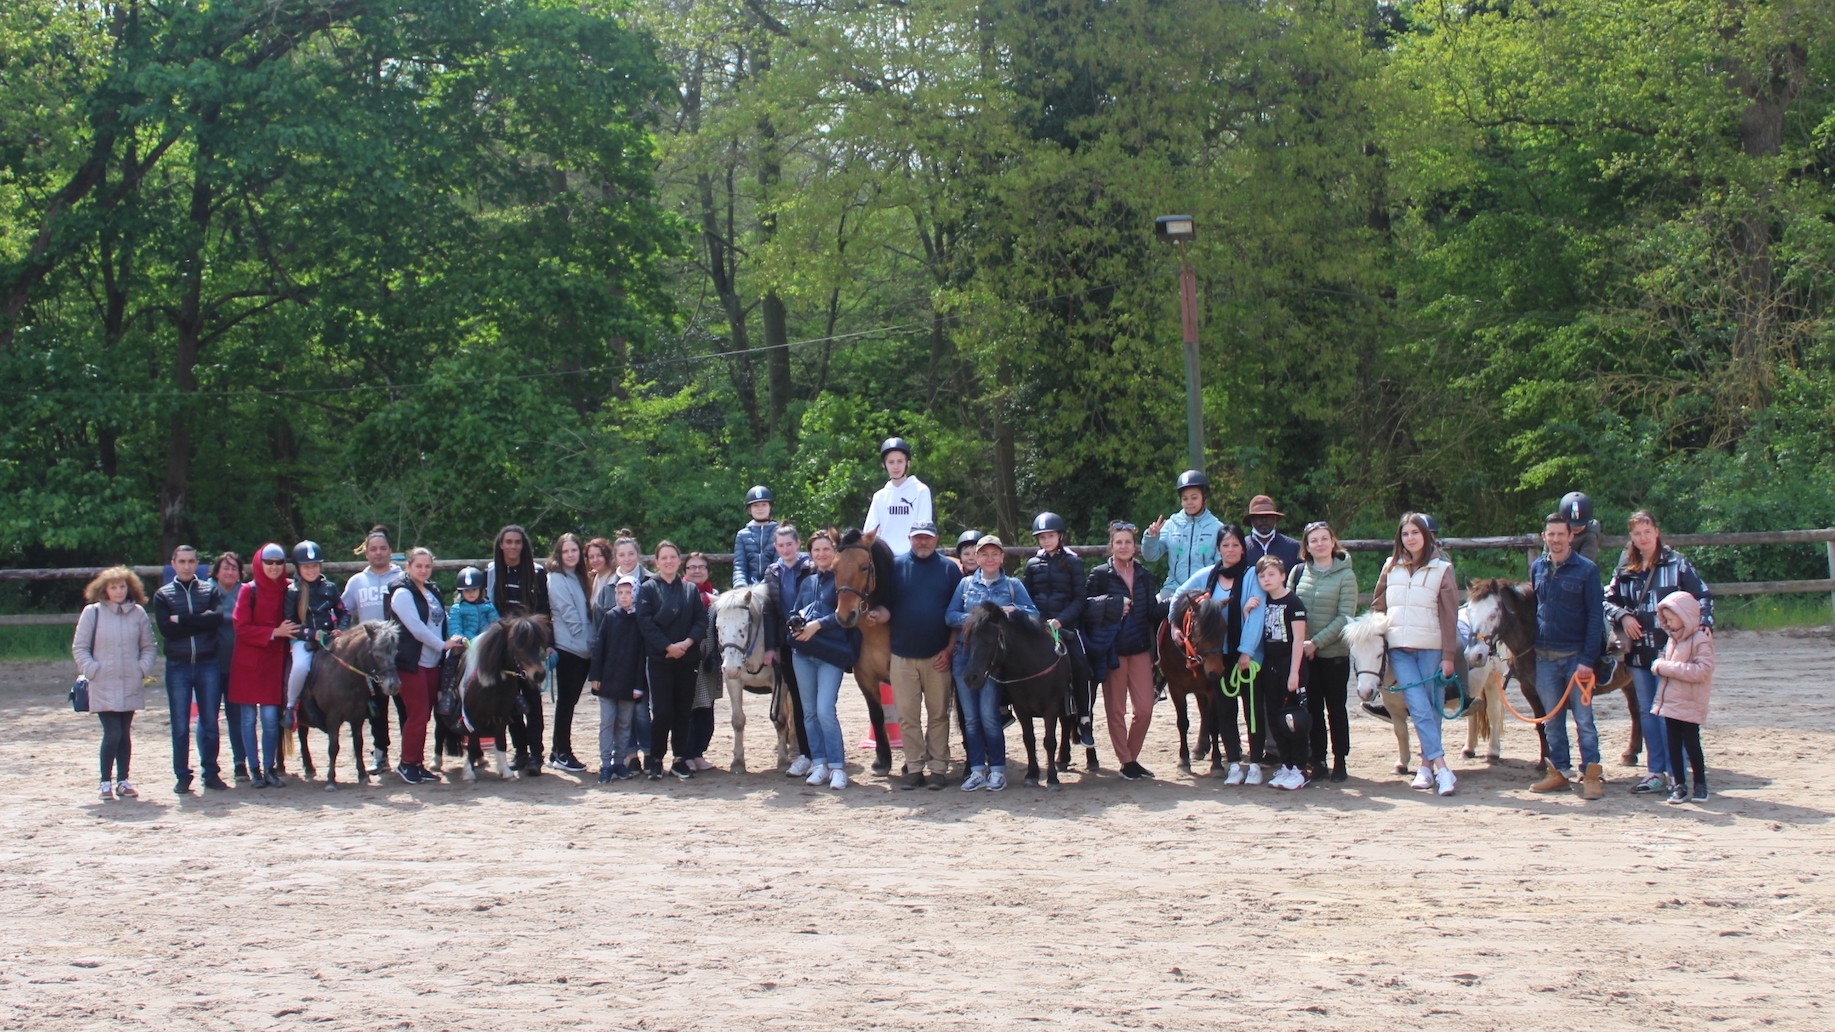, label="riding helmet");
[456,566,486,591]
[1559,491,1593,526]
[1419,513,1441,535]
[1030,512,1068,536]
[1175,469,1210,495]
[744,485,774,506]
[956,529,982,553]
[879,436,913,459]
[292,540,324,565]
